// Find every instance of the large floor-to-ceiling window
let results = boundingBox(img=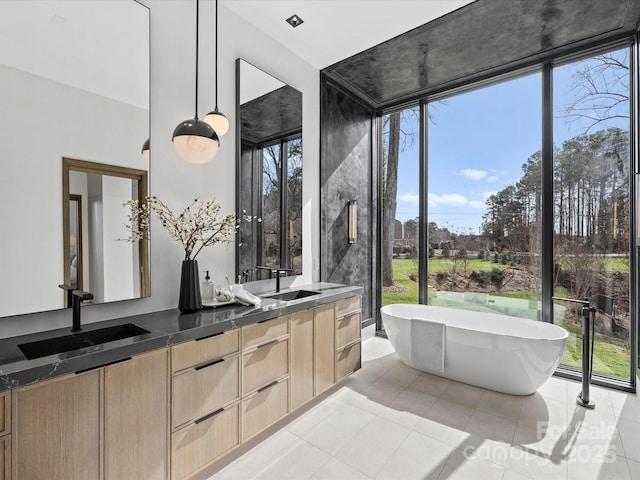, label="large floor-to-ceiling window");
[552,47,631,380]
[381,106,420,306]
[427,72,542,320]
[378,43,635,388]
